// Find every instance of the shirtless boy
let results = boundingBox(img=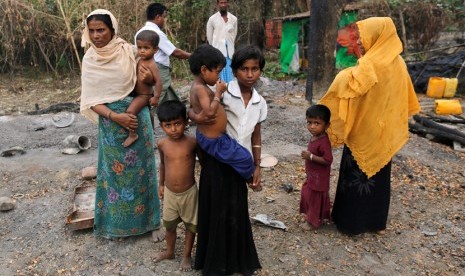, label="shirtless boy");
[188,44,254,180]
[154,100,198,272]
[123,30,163,147]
